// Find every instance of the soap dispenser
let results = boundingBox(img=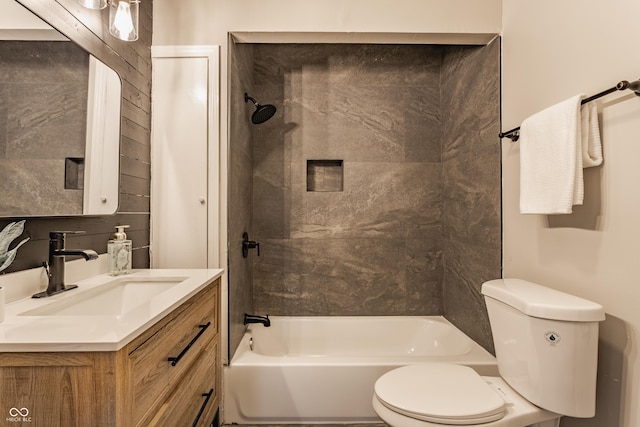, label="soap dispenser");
[108,225,132,276]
